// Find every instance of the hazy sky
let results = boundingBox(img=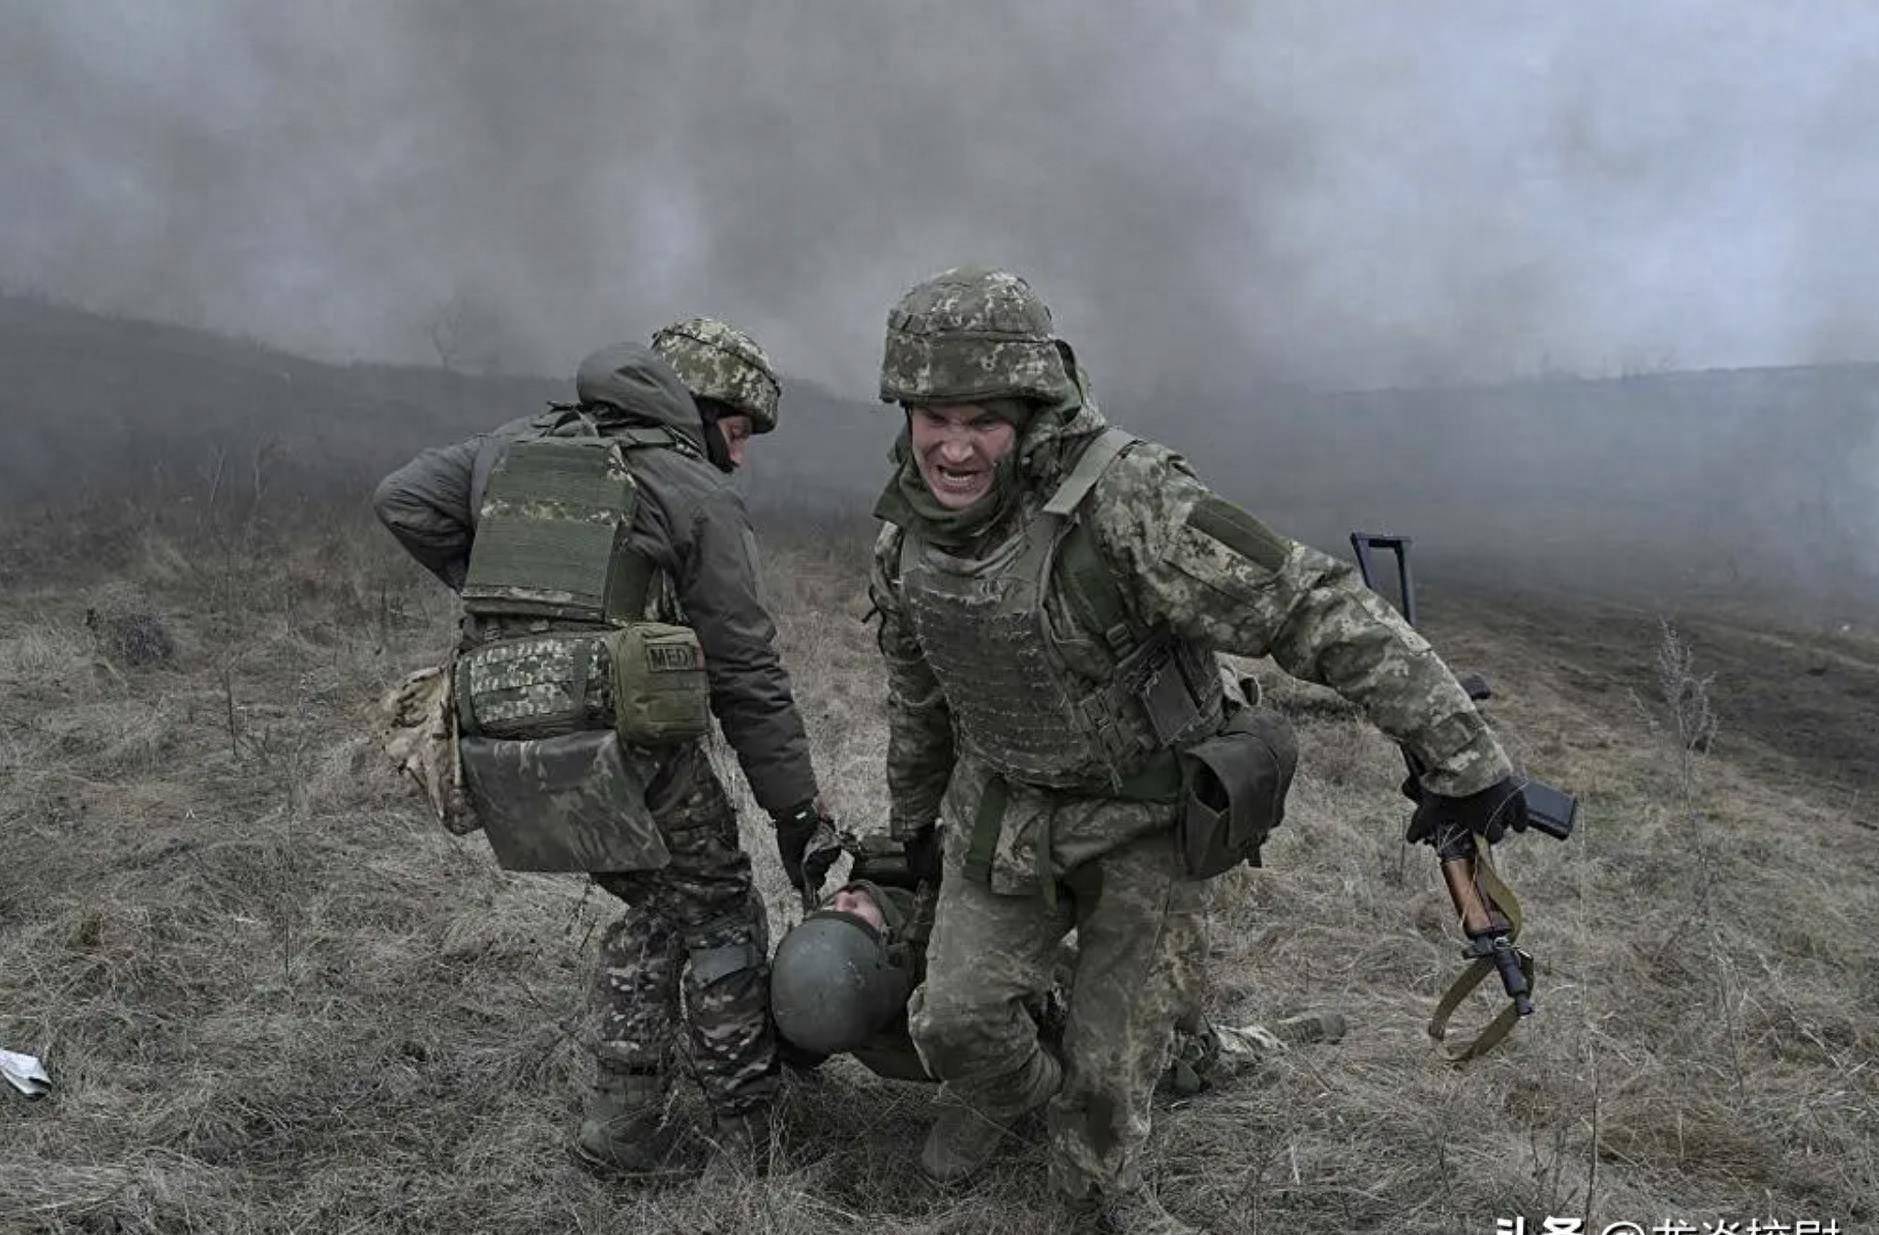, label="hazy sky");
[5,2,1878,395]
